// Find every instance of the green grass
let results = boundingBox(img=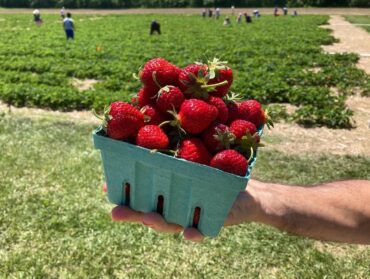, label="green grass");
[346,15,370,33]
[1,112,369,278]
[0,14,369,127]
